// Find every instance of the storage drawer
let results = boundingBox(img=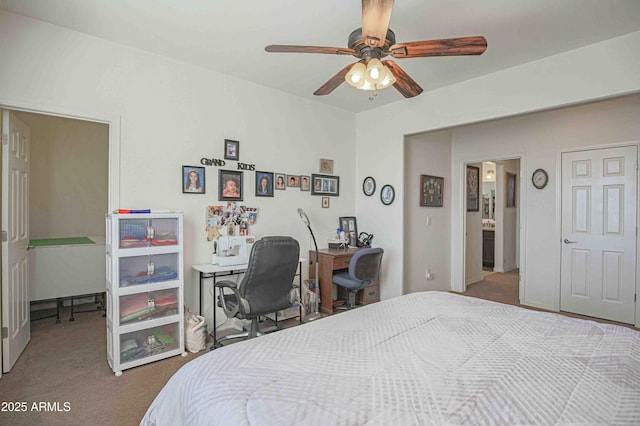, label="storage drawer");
[358,283,380,305]
[332,256,351,270]
[119,288,179,325]
[119,322,180,365]
[118,217,180,249]
[118,253,179,287]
